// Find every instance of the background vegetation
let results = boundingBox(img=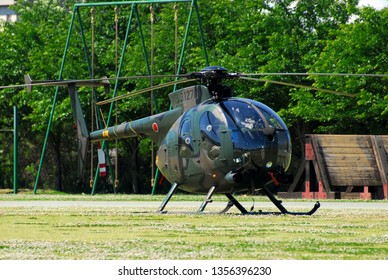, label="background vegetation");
[0,0,387,193]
